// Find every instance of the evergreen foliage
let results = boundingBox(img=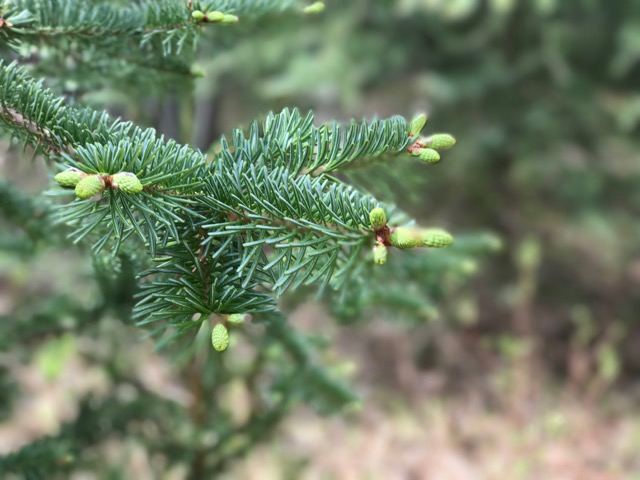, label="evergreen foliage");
[0,54,459,331]
[0,0,495,476]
